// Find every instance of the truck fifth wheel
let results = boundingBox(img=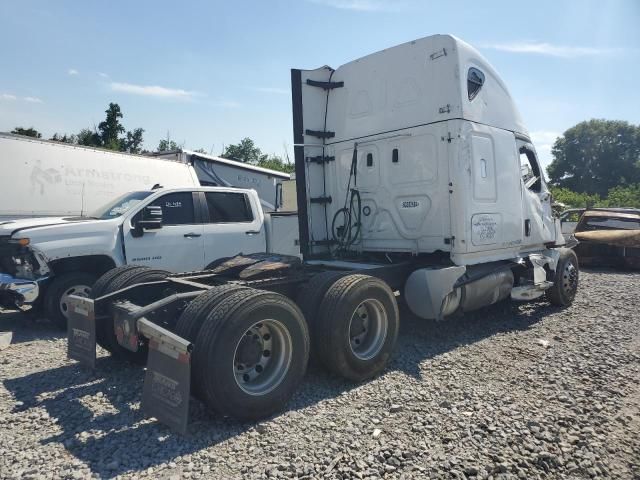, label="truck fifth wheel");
[65,34,579,432]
